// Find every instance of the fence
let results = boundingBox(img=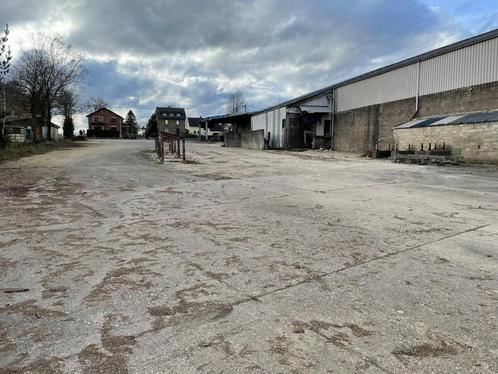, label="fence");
[155,131,186,163]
